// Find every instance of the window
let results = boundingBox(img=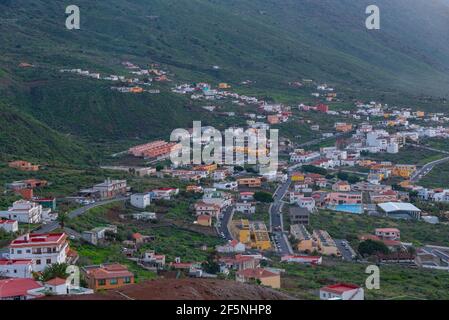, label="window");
[17,250,22,254]
[124,277,131,284]
[110,278,118,285]
[98,279,106,286]
[36,259,41,265]
[46,259,52,264]
[26,250,31,254]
